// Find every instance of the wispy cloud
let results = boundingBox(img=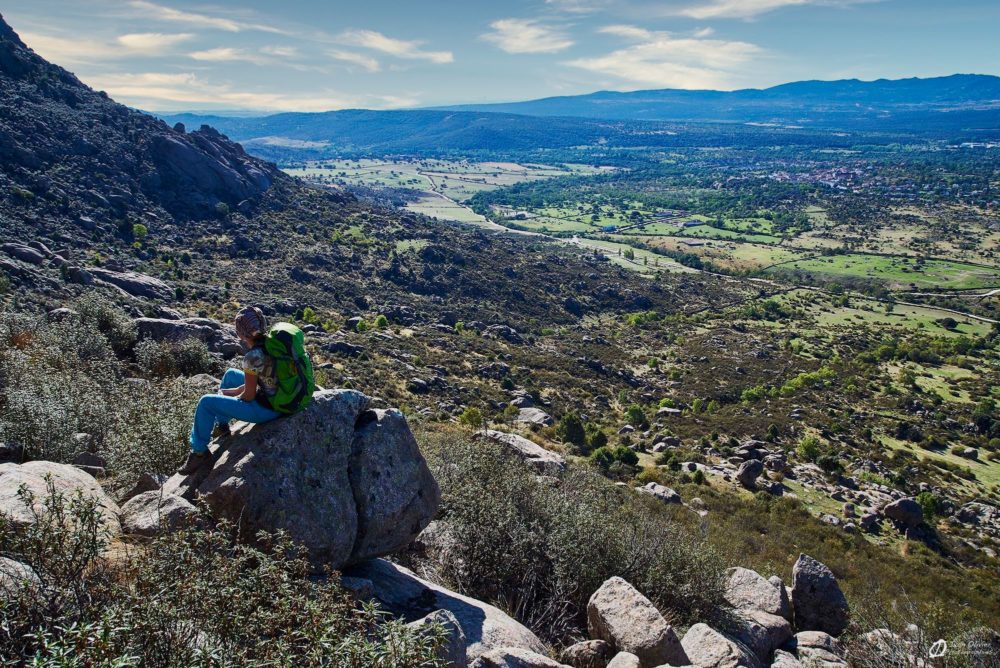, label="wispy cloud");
[338,29,453,64]
[22,30,192,64]
[673,0,868,20]
[189,47,270,65]
[83,71,416,112]
[565,24,764,89]
[128,0,288,34]
[328,49,381,73]
[544,0,610,13]
[481,19,574,54]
